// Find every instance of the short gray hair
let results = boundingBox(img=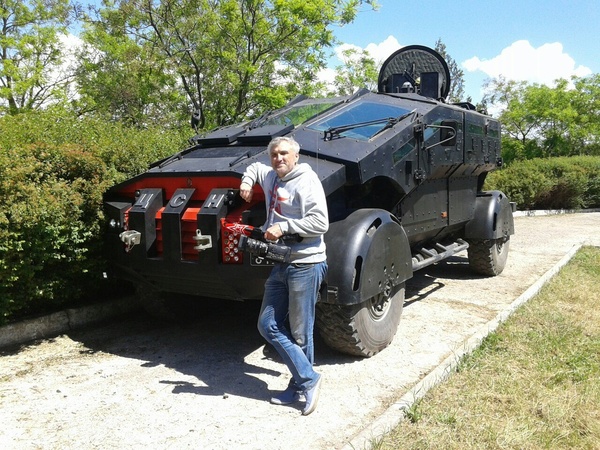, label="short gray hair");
[267,136,300,154]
